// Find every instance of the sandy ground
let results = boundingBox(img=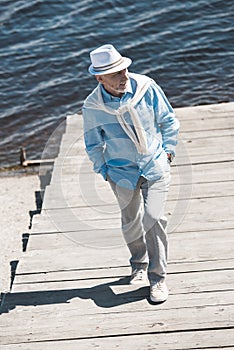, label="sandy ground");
[0,173,40,293]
